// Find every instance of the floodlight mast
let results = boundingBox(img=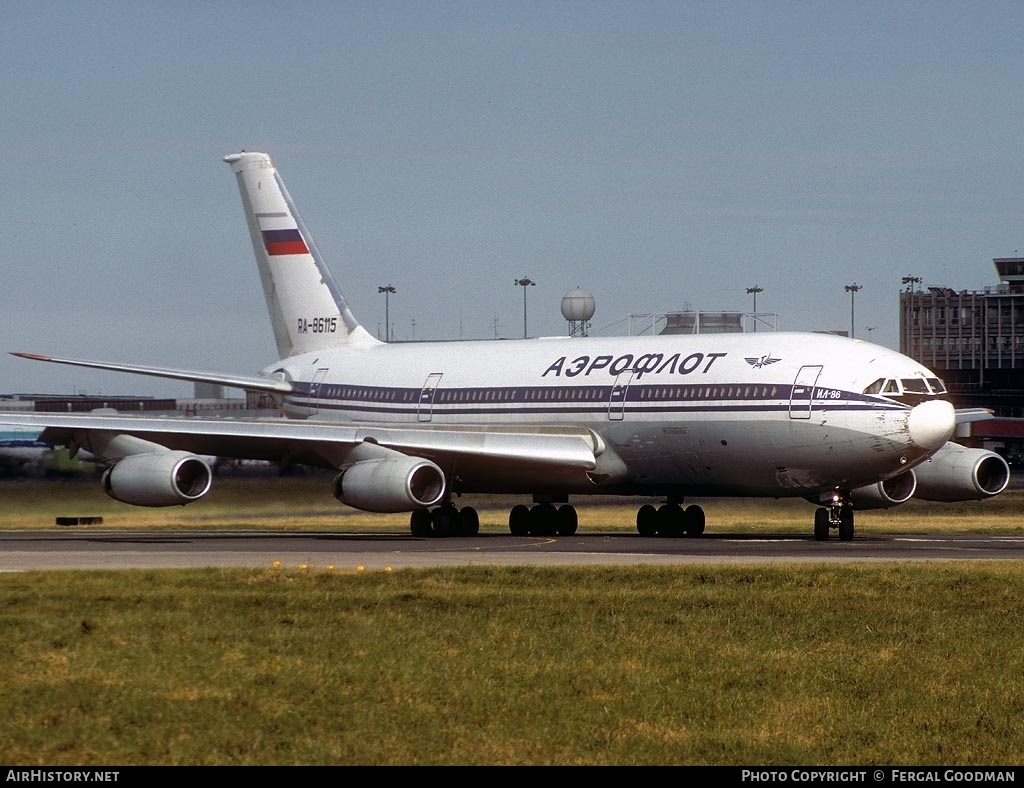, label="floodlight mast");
[514,277,536,338]
[746,286,763,332]
[378,285,396,341]
[845,283,862,338]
